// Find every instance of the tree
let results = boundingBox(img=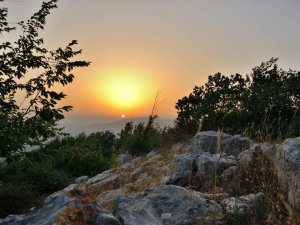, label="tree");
[0,0,90,159]
[175,58,300,140]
